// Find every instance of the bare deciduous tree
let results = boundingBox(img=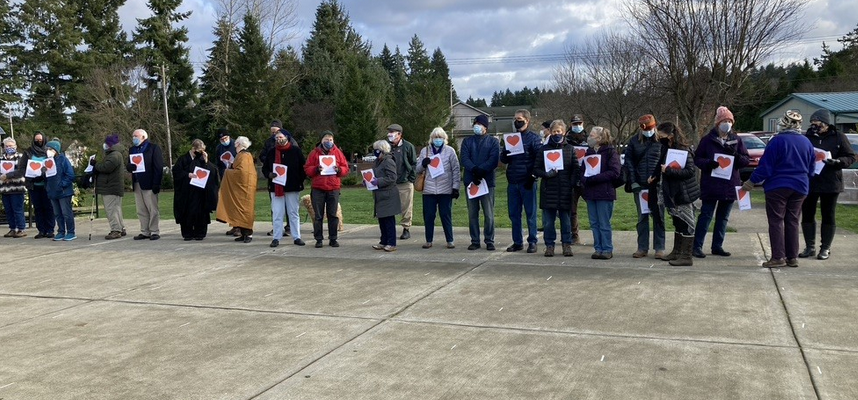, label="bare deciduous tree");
[625,0,807,140]
[219,0,299,52]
